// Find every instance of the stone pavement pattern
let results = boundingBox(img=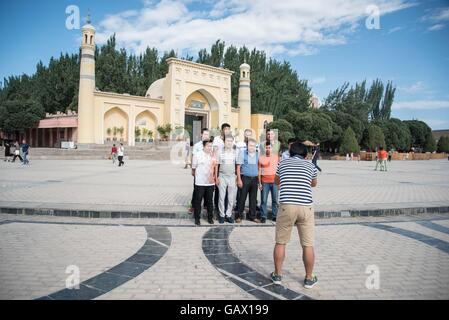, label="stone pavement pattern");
[0,159,448,213]
[0,222,146,299]
[1,213,449,300]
